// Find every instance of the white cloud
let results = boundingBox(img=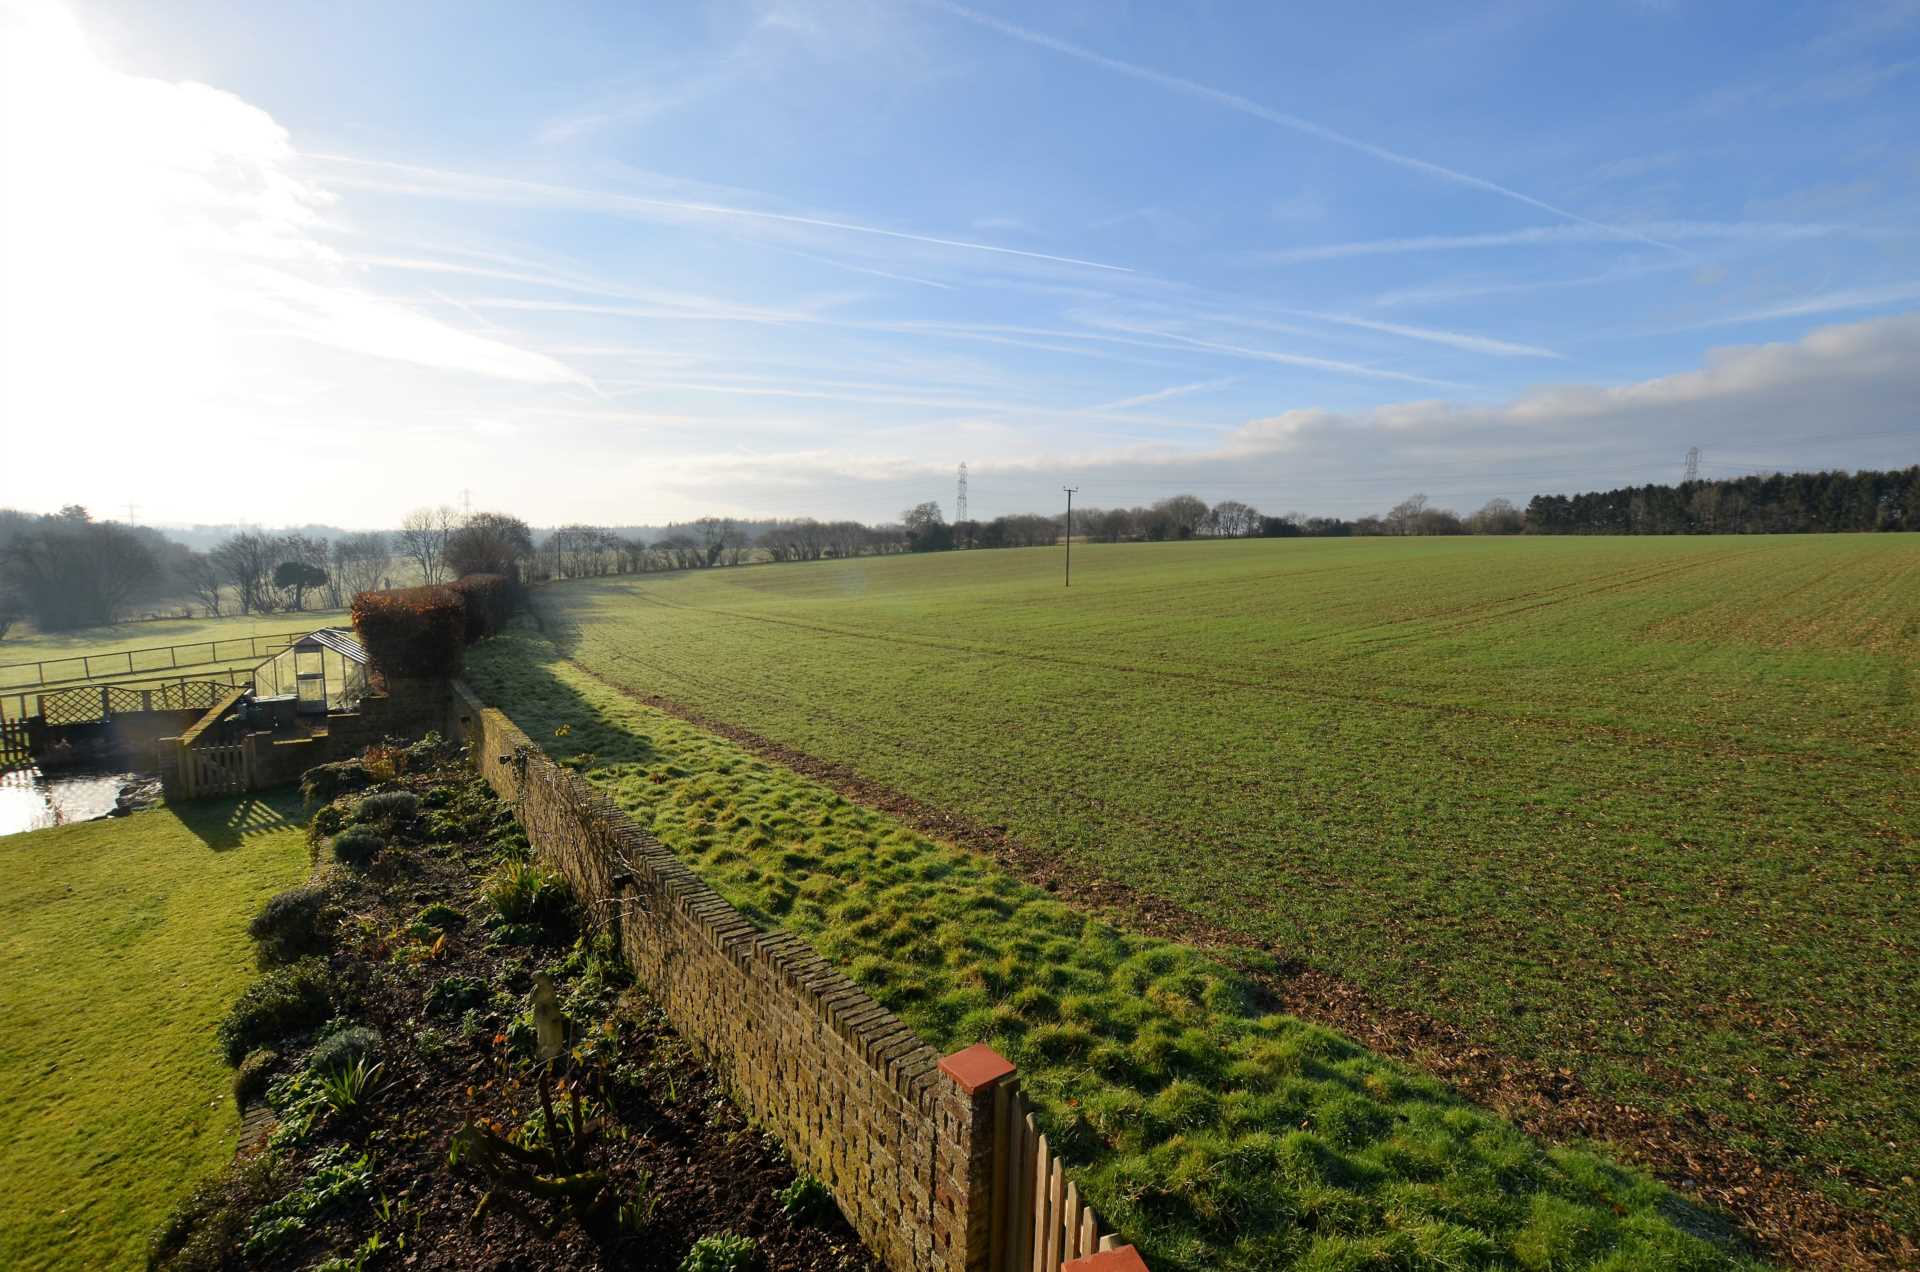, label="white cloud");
[0,0,576,460]
[646,313,1920,519]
